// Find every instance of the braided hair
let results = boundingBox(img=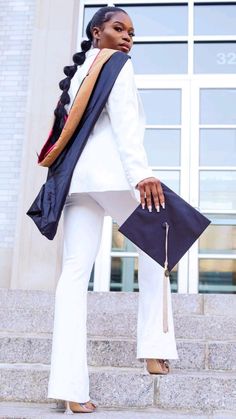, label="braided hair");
[54,6,127,129]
